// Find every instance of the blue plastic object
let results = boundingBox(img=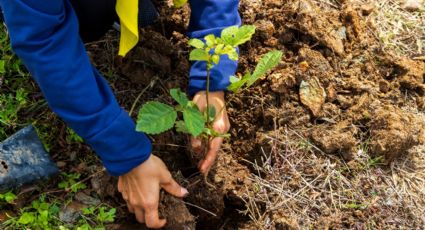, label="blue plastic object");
[0,125,58,191]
